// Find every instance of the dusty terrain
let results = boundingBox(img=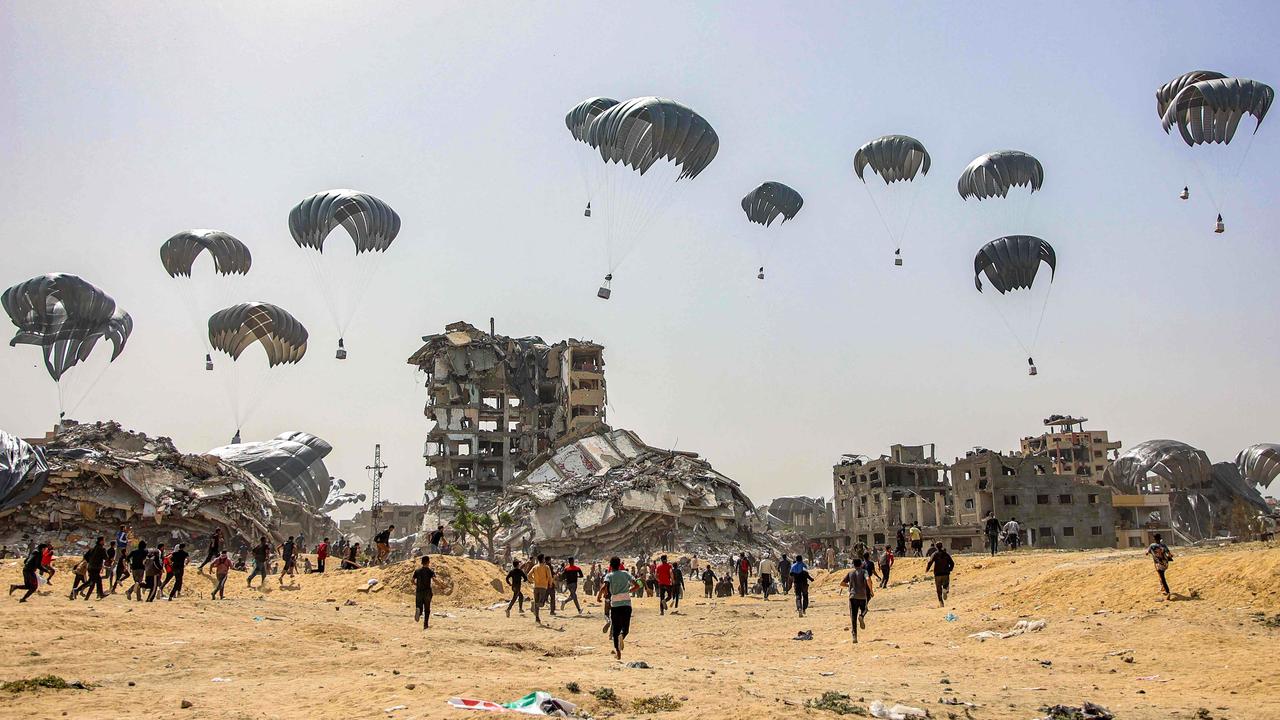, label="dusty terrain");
[1,544,1277,720]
